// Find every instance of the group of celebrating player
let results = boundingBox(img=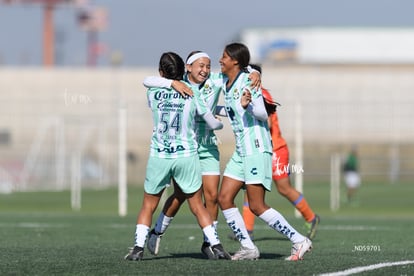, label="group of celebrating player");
[124,42,319,262]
